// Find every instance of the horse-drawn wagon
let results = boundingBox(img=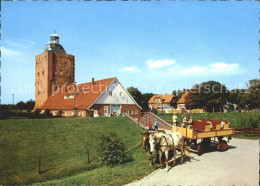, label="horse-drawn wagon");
[172,119,235,155]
